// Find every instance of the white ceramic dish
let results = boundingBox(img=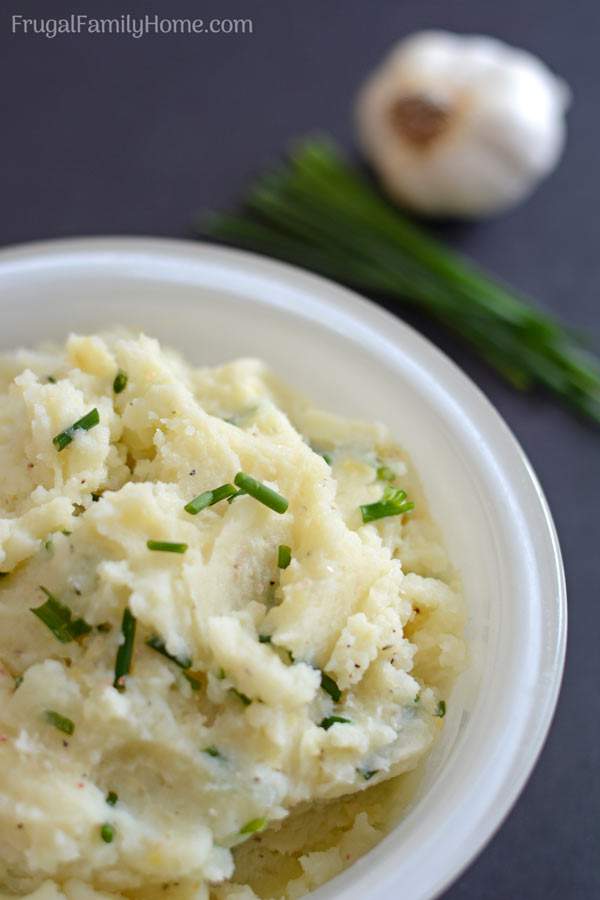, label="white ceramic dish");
[0,237,566,900]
